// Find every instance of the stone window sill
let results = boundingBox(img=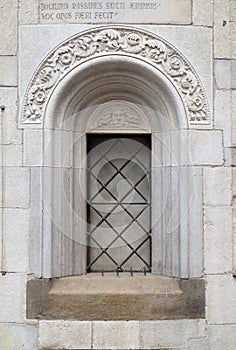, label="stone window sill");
[27,274,204,320]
